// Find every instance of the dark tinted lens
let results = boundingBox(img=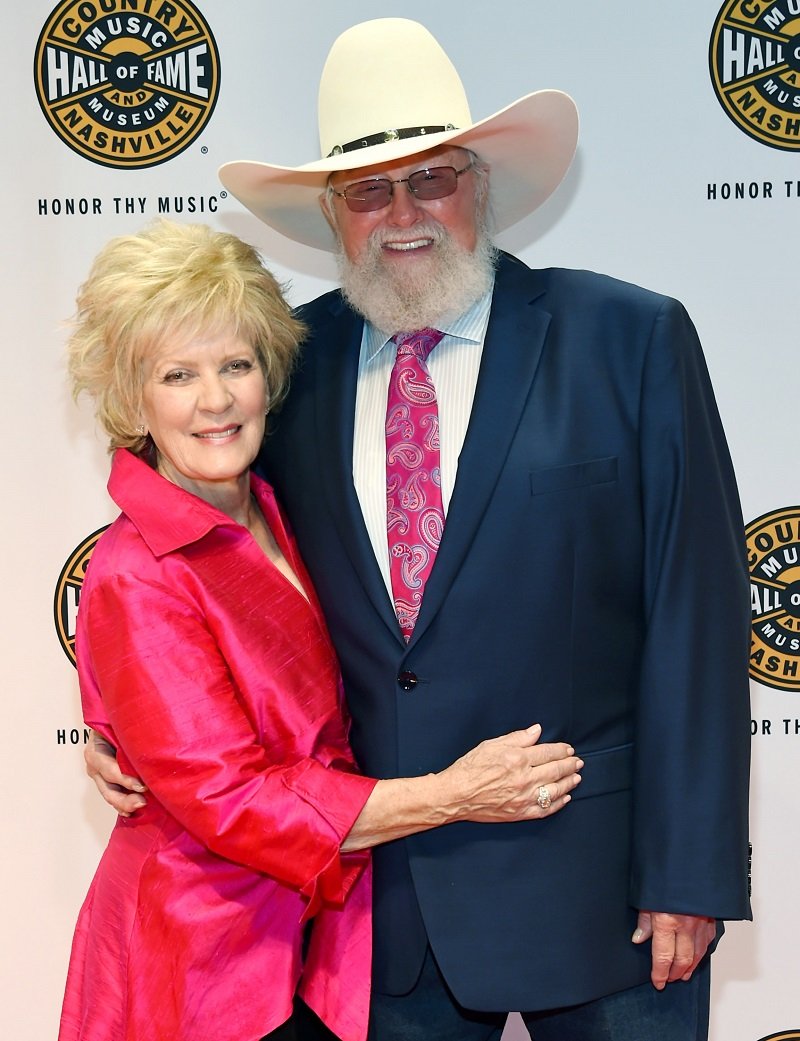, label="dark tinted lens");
[407,167,458,199]
[343,179,392,212]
